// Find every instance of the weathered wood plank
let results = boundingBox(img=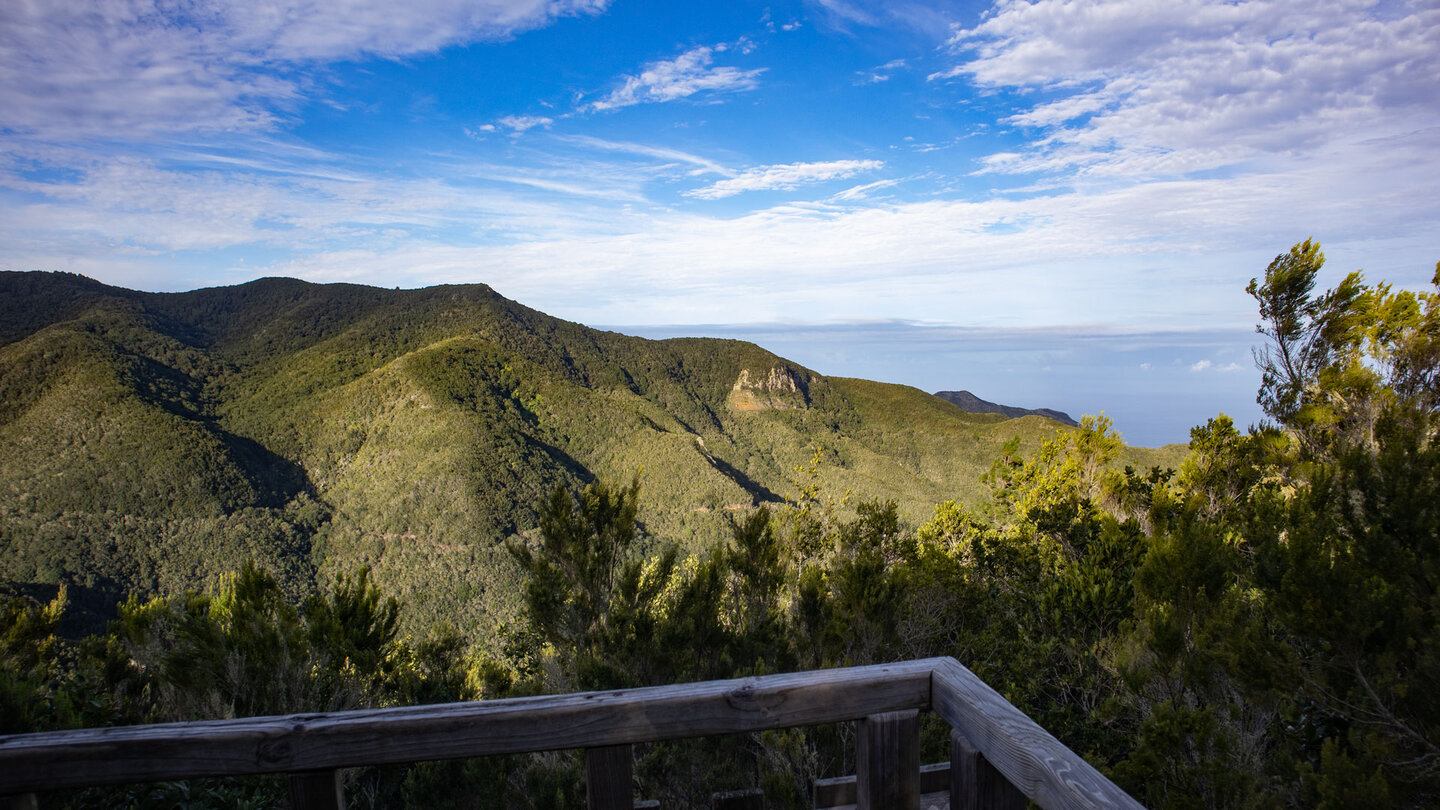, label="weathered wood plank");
[930,658,1144,810]
[813,761,950,807]
[813,773,854,808]
[587,745,632,810]
[856,710,919,810]
[950,729,1025,810]
[712,787,764,809]
[287,769,343,810]
[0,659,938,794]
